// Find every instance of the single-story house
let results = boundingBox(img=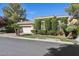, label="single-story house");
[17,21,33,34]
[17,16,79,34]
